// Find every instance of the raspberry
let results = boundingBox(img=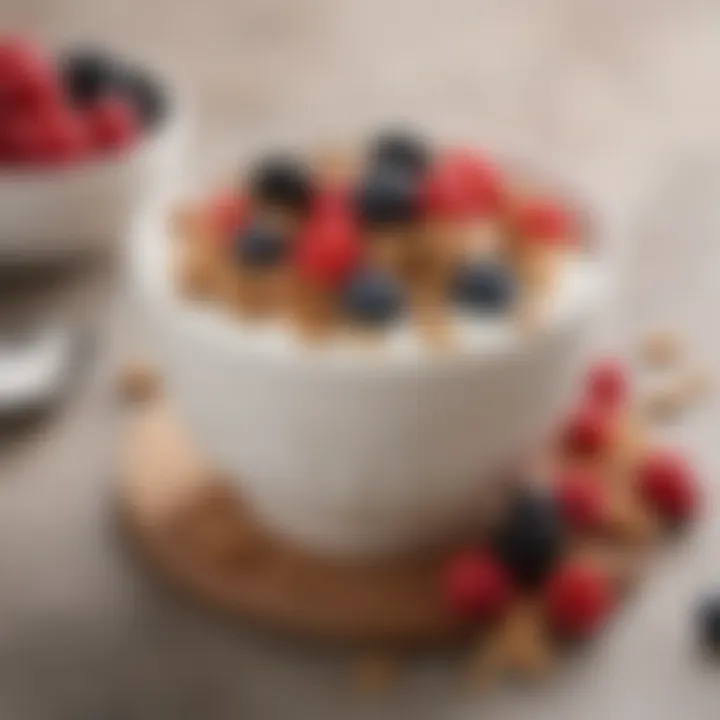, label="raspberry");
[544,560,615,638]
[36,109,91,165]
[419,160,472,220]
[1,116,44,164]
[443,549,514,621]
[637,450,698,524]
[554,467,608,533]
[87,96,139,152]
[586,358,629,412]
[0,38,61,113]
[444,150,504,216]
[295,210,360,287]
[562,405,610,458]
[517,199,575,244]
